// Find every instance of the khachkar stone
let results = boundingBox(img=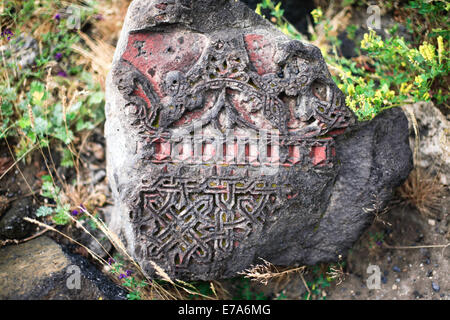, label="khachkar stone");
[106,0,413,280]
